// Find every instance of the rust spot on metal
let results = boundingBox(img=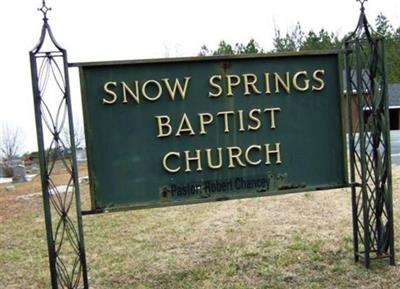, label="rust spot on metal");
[266,172,305,191]
[222,62,230,71]
[160,186,171,201]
